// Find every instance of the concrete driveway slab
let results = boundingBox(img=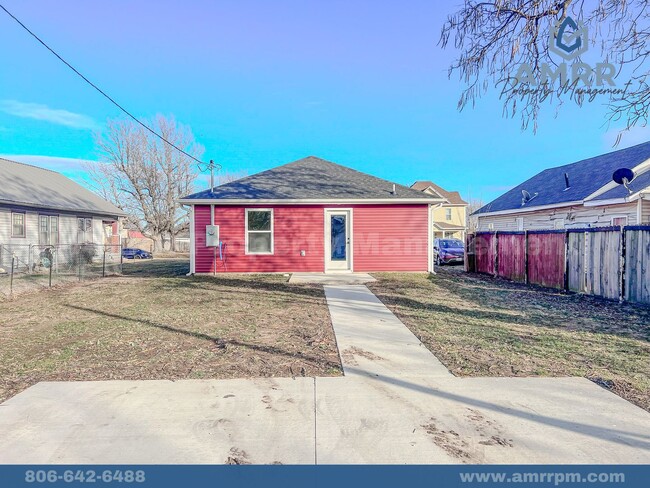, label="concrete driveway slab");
[315,375,650,464]
[289,273,376,285]
[0,378,315,464]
